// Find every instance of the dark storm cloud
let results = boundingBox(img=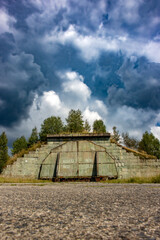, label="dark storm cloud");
[0,33,15,60]
[1,0,160,39]
[88,52,124,100]
[107,57,160,110]
[0,52,45,126]
[23,0,160,39]
[104,0,160,37]
[0,0,38,32]
[24,0,107,35]
[0,0,160,139]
